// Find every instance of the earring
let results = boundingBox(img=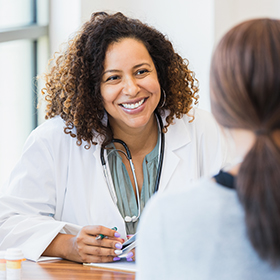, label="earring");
[159,89,166,108]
